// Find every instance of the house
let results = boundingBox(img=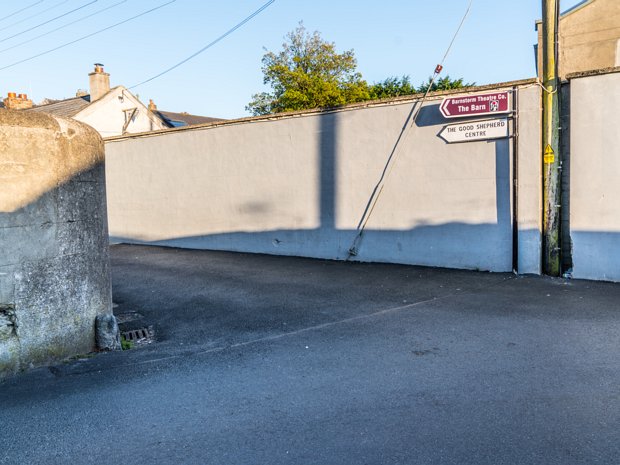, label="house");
[13,64,170,137]
[1,64,224,137]
[536,0,620,79]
